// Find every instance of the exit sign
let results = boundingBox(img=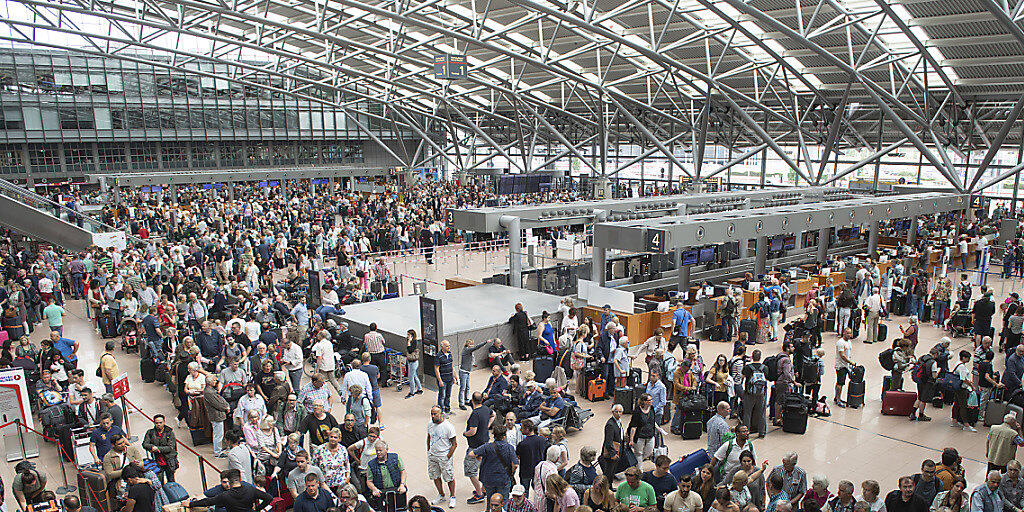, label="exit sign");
[434,54,468,79]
